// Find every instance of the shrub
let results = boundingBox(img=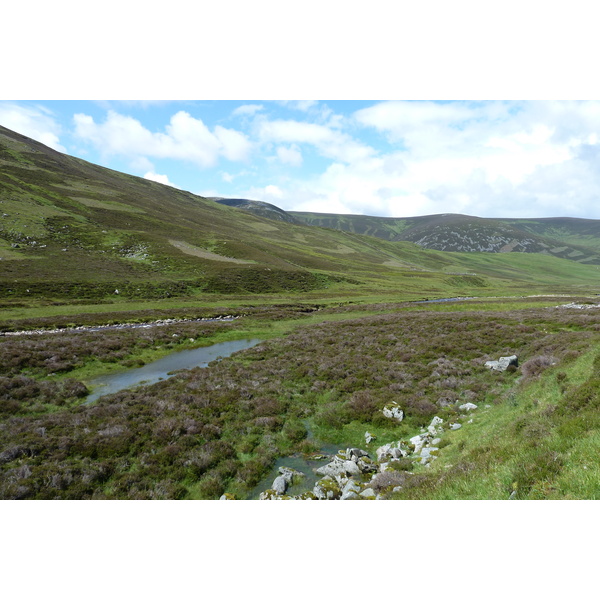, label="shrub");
[197,471,226,499]
[314,402,350,429]
[521,355,556,379]
[561,378,600,412]
[369,471,408,492]
[346,390,379,421]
